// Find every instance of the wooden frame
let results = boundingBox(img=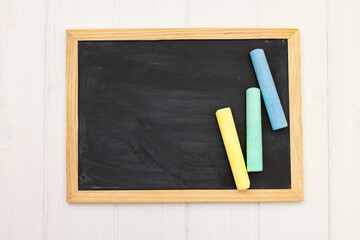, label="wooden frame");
[66,28,303,203]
